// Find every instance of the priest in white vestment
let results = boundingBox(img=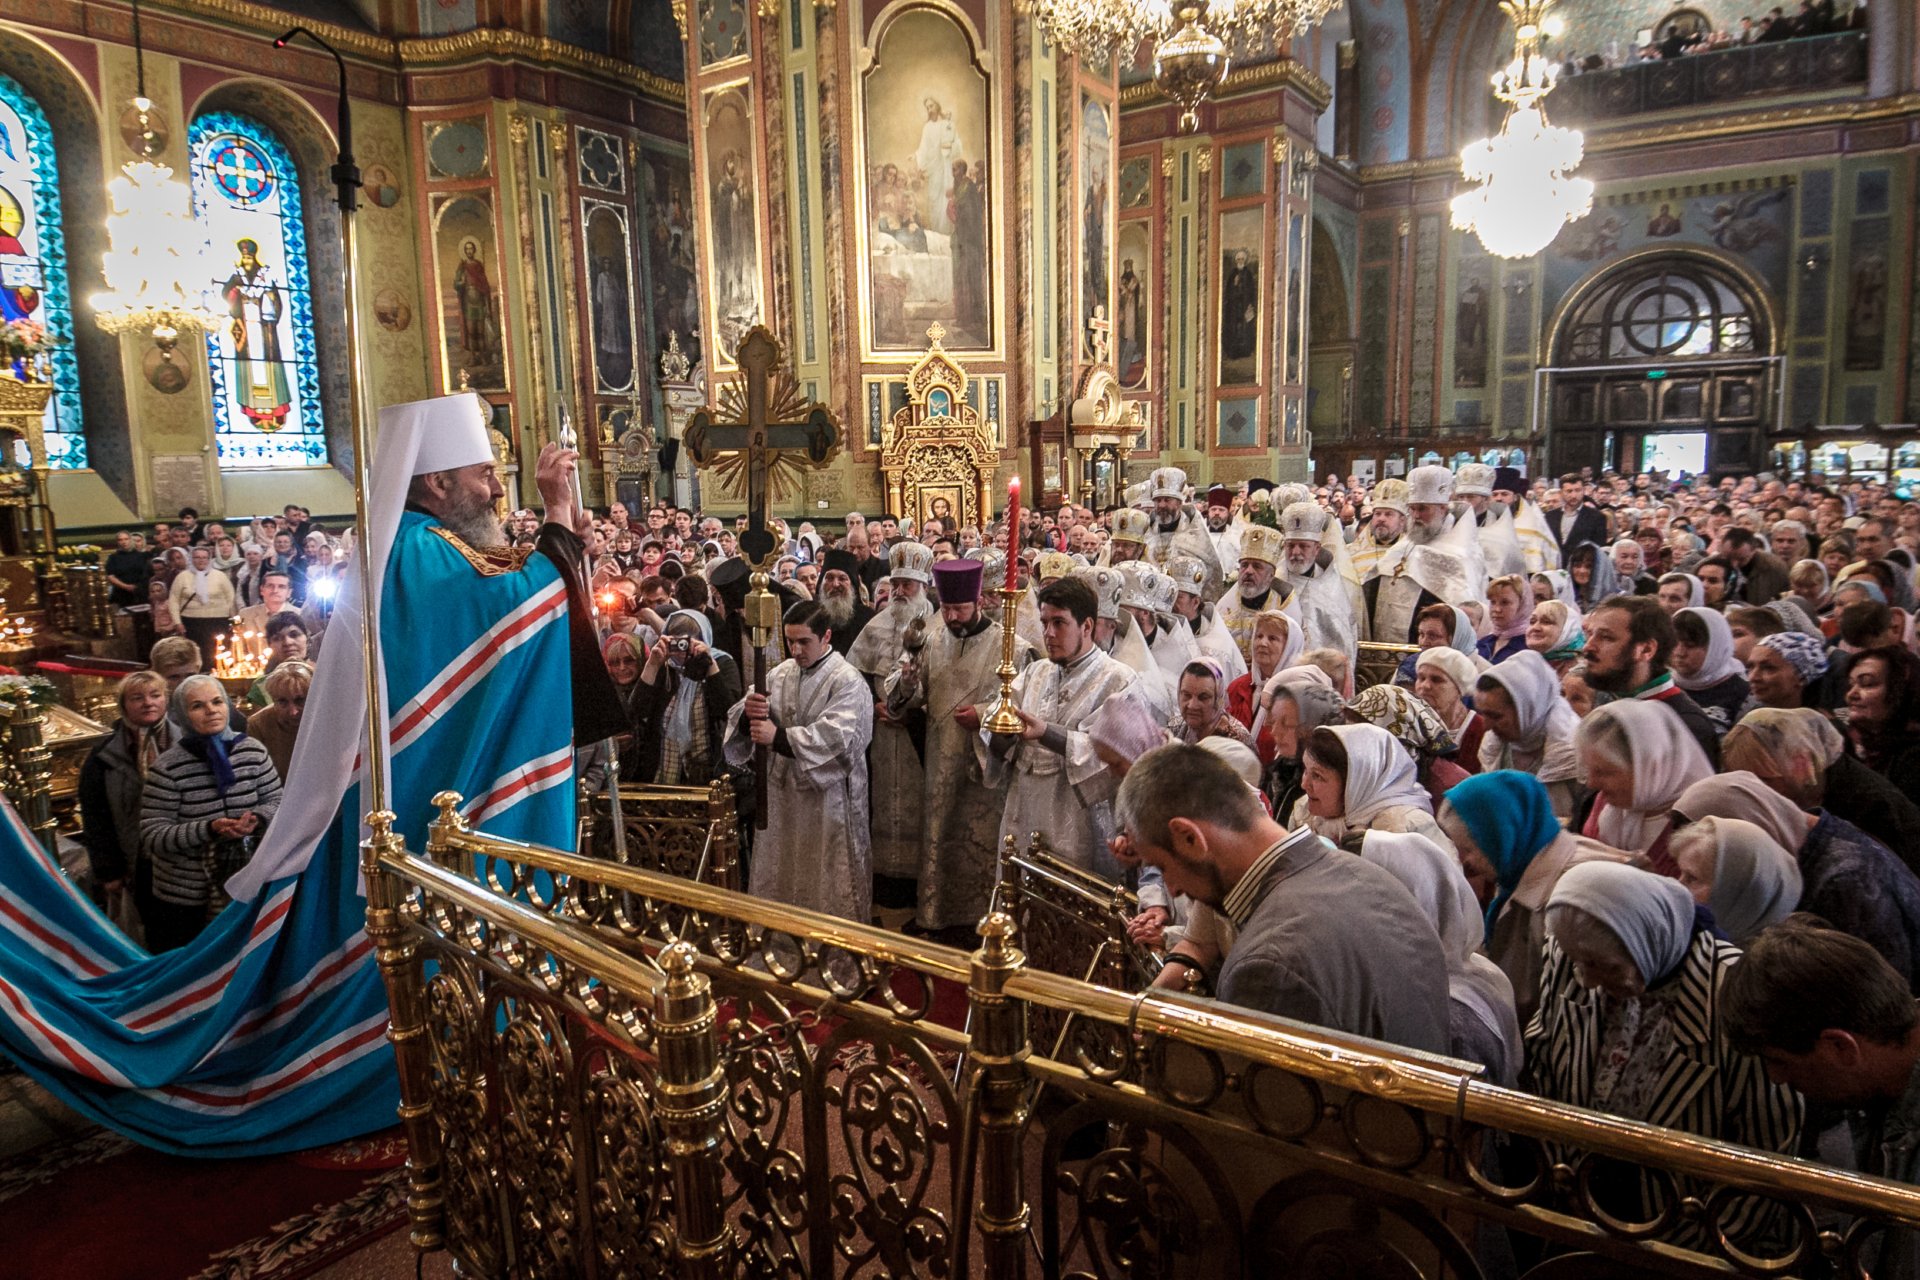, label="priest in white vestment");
[726,600,876,921]
[1164,553,1246,683]
[985,575,1143,877]
[885,558,1033,936]
[1456,462,1527,577]
[1278,501,1362,657]
[1116,560,1200,689]
[846,542,936,900]
[1216,525,1301,667]
[1491,464,1561,573]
